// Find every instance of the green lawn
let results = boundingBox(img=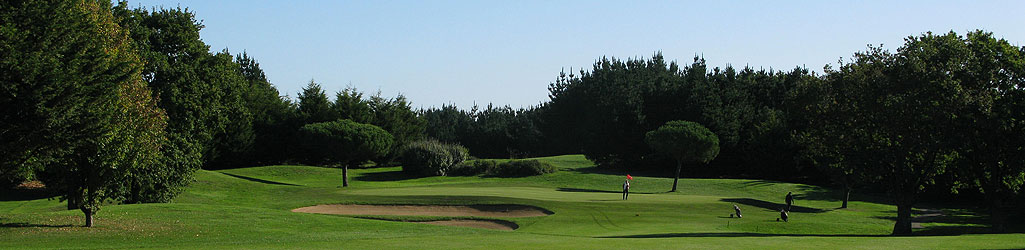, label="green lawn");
[2,155,1022,249]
